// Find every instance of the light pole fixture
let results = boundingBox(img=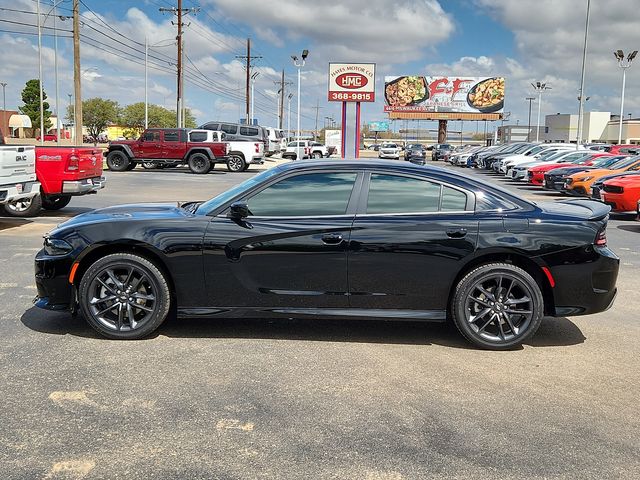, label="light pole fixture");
[250,71,260,125]
[531,82,551,142]
[291,49,309,142]
[614,49,637,144]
